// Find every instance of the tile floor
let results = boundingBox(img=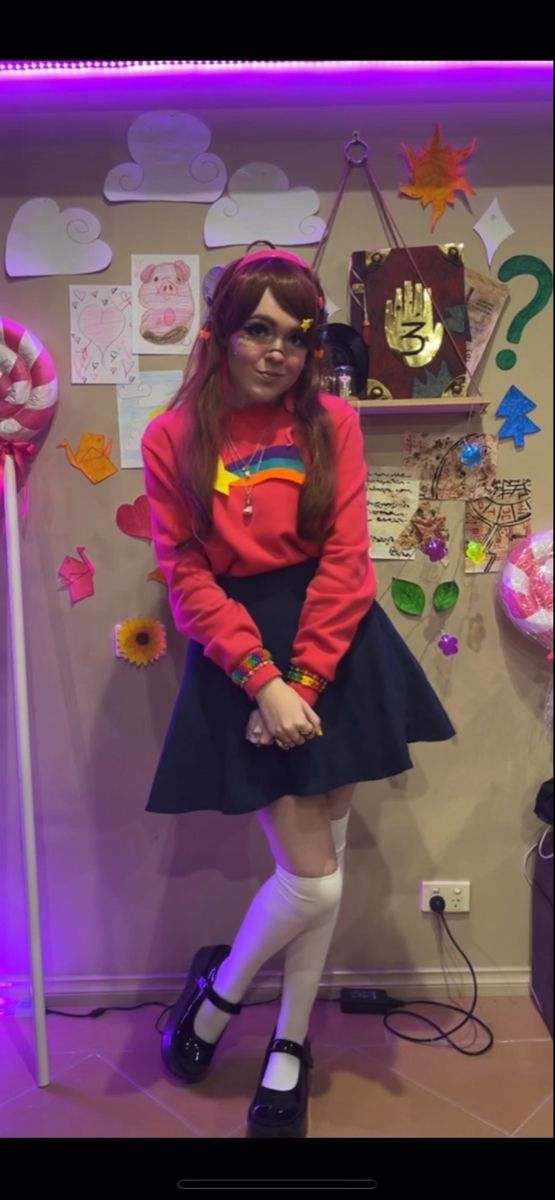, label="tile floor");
[0,995,552,1139]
